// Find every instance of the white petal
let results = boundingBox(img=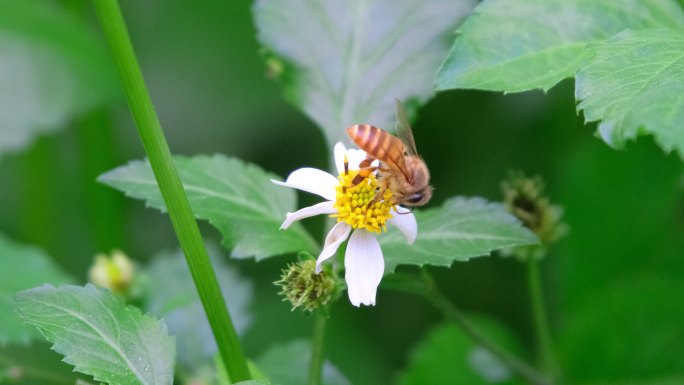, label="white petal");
[315,222,352,273]
[280,201,336,230]
[334,141,374,172]
[388,206,418,244]
[345,230,385,307]
[346,148,374,170]
[271,168,337,201]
